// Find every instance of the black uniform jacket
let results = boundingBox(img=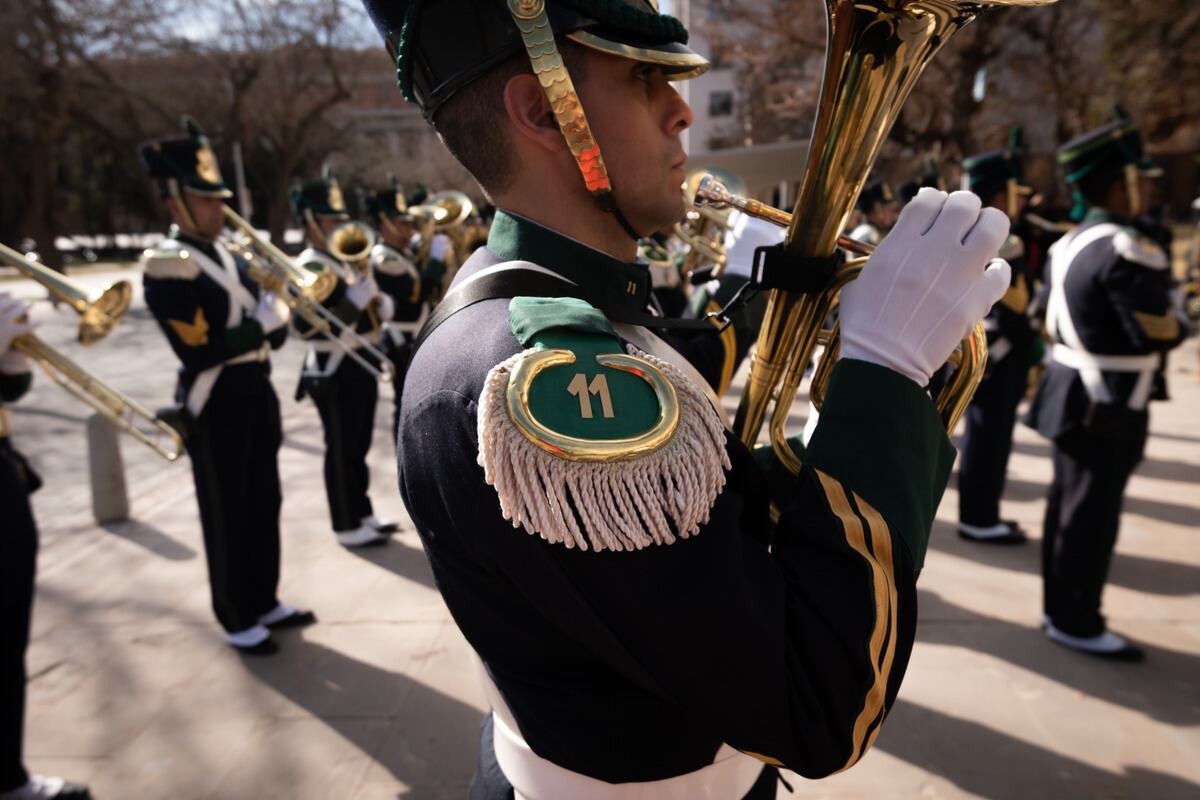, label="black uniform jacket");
[1026,209,1187,441]
[398,210,956,782]
[142,229,286,403]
